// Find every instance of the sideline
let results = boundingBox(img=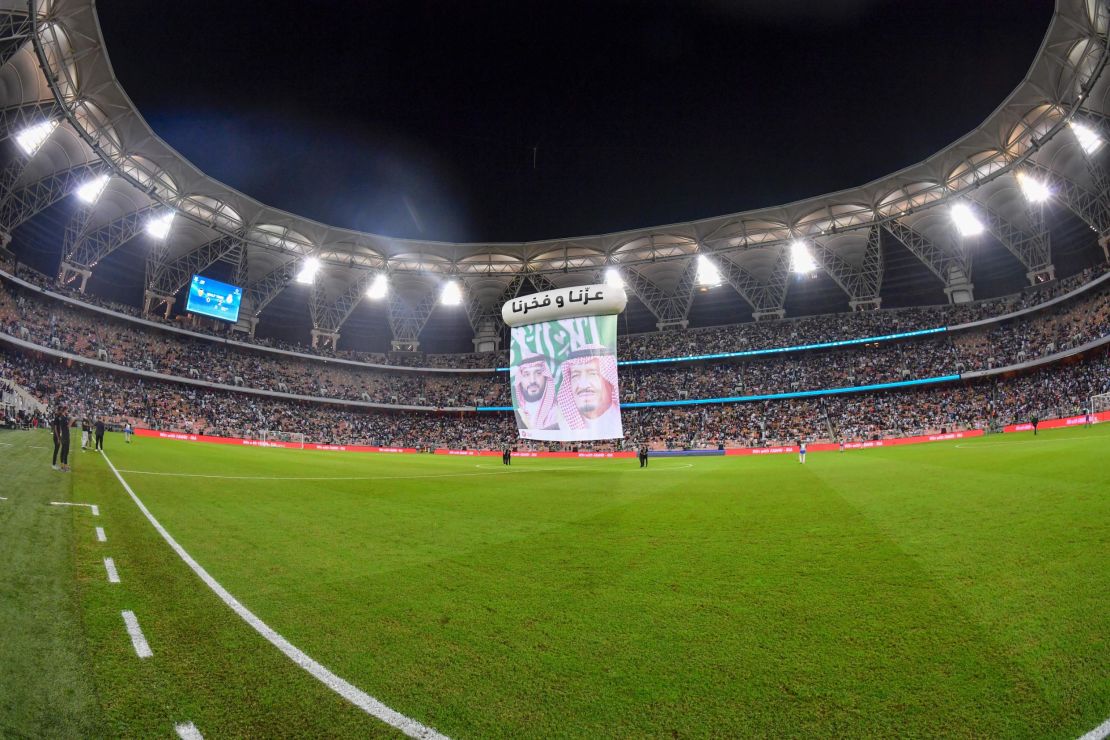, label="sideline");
[1079,717,1110,740]
[101,451,449,740]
